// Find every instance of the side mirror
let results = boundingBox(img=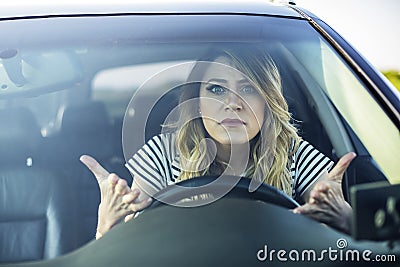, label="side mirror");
[351,181,400,241]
